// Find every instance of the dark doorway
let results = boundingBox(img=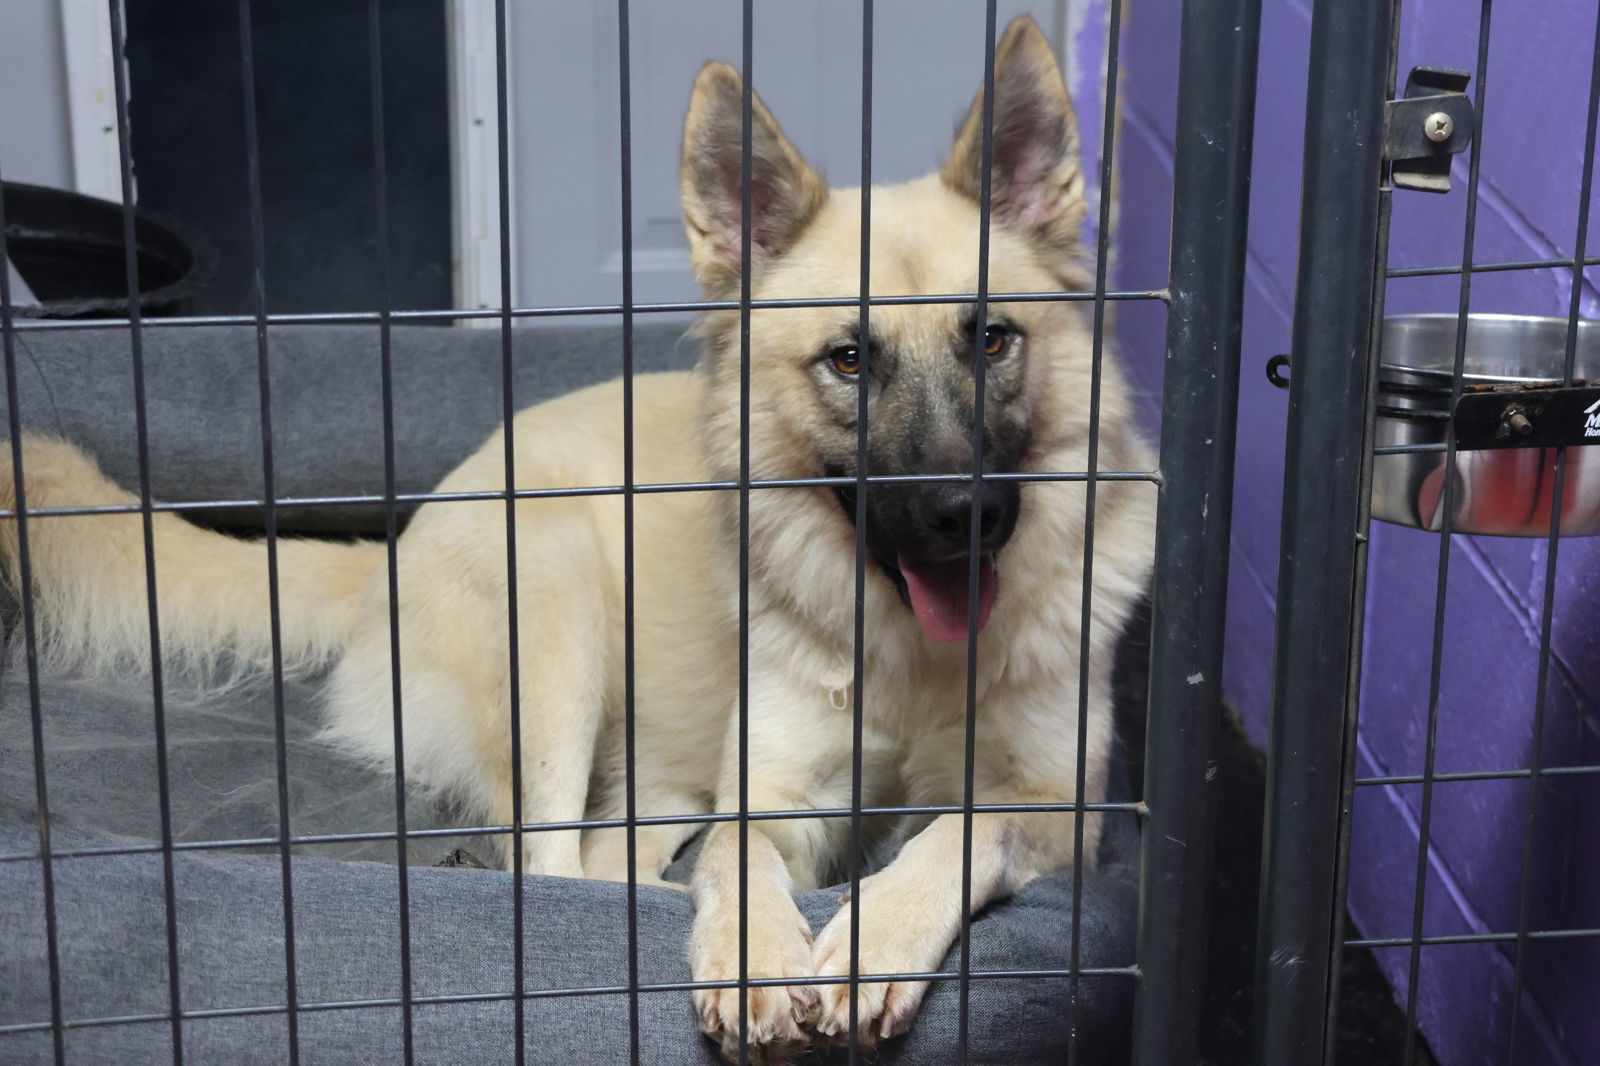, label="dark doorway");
[124,0,452,316]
